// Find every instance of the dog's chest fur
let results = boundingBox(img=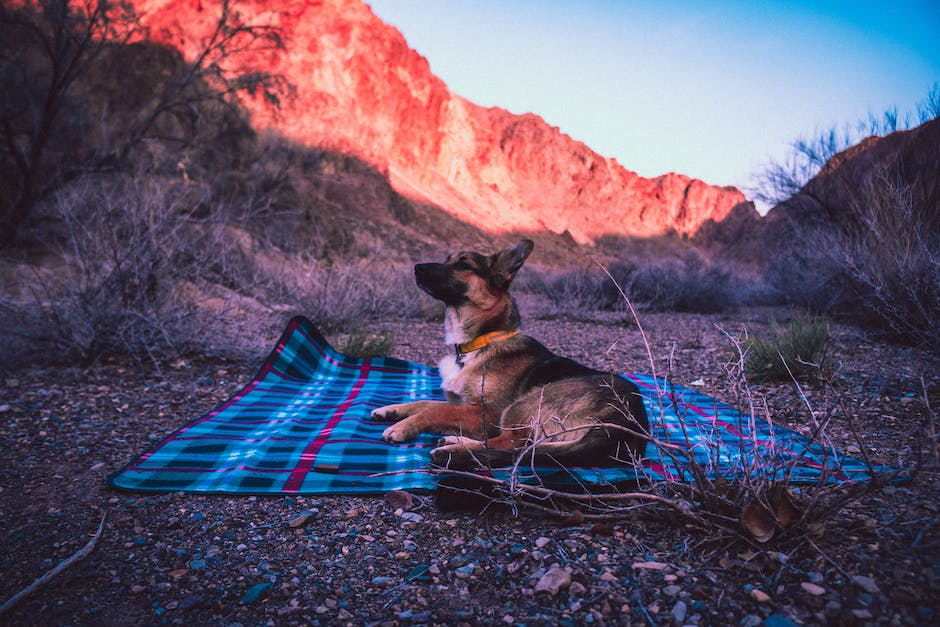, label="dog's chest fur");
[438,353,463,396]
